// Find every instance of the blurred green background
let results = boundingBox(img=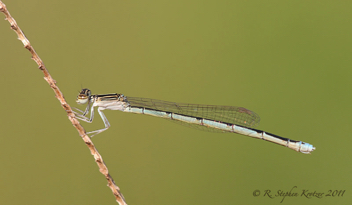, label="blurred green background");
[0,0,351,204]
